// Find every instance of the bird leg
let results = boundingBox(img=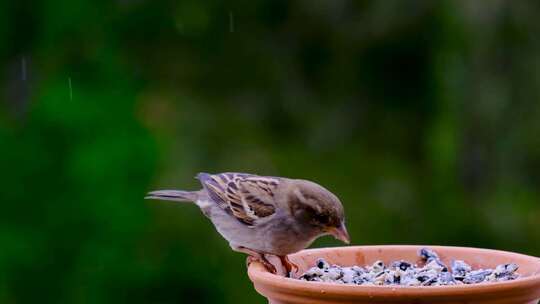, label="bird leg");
[233,245,277,274]
[246,254,277,274]
[279,255,299,278]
